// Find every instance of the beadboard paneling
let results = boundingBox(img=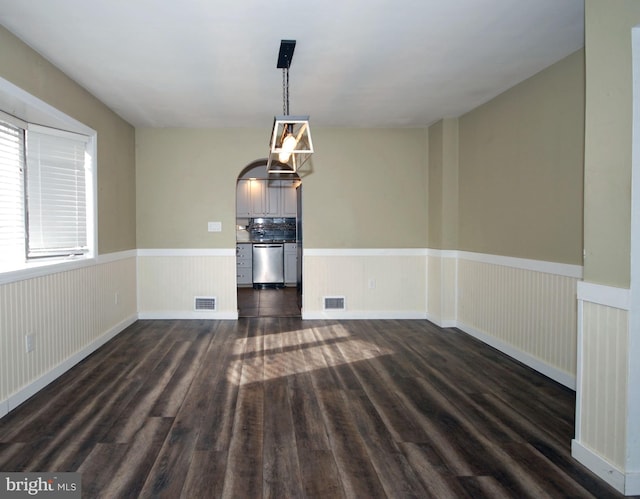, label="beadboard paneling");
[426,252,457,326]
[0,255,137,414]
[456,258,578,384]
[137,255,237,318]
[302,251,427,319]
[578,301,628,469]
